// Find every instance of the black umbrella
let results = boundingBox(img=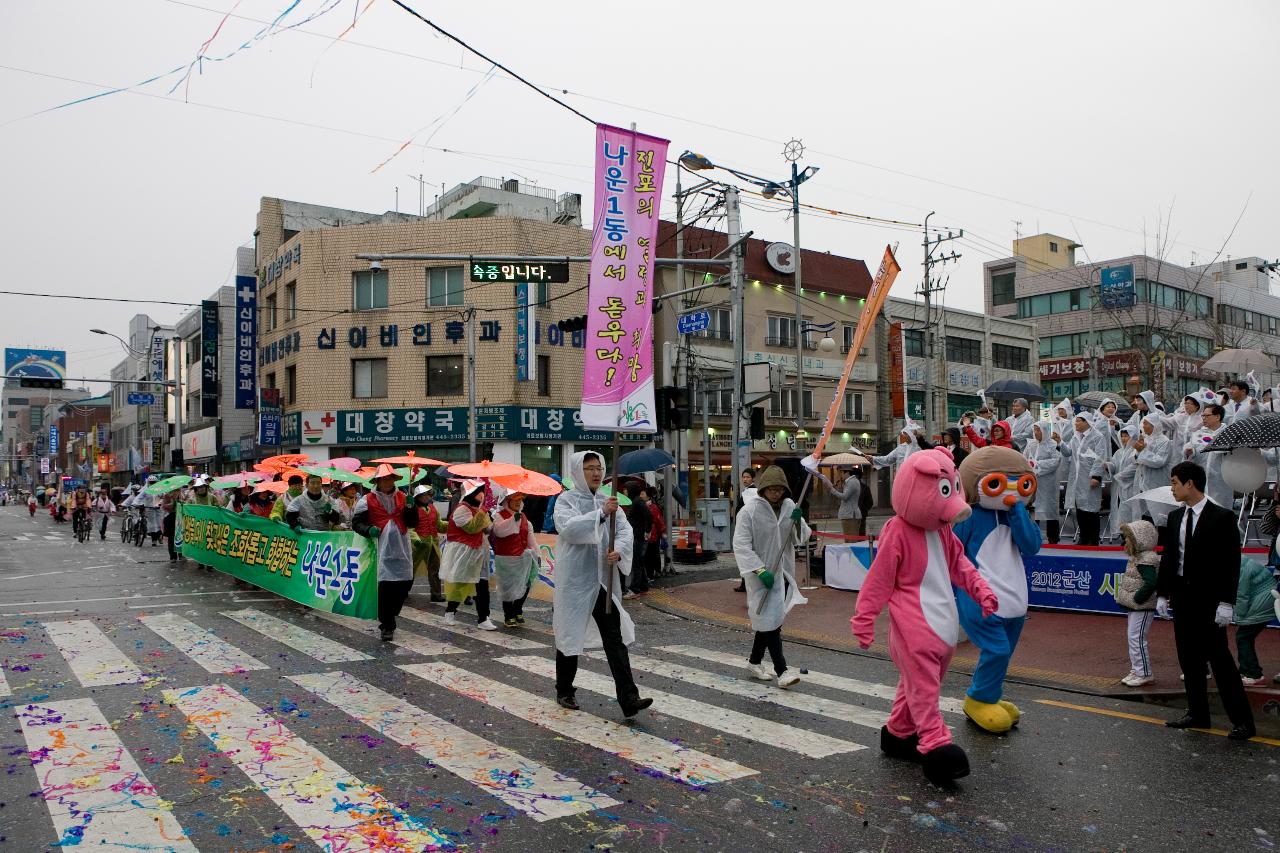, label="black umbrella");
[983,378,1047,403]
[1206,412,1280,451]
[615,447,676,475]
